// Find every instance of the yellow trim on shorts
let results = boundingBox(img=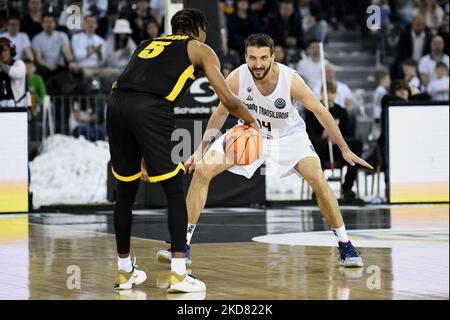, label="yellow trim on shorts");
[111,81,118,90]
[111,167,142,182]
[147,162,186,183]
